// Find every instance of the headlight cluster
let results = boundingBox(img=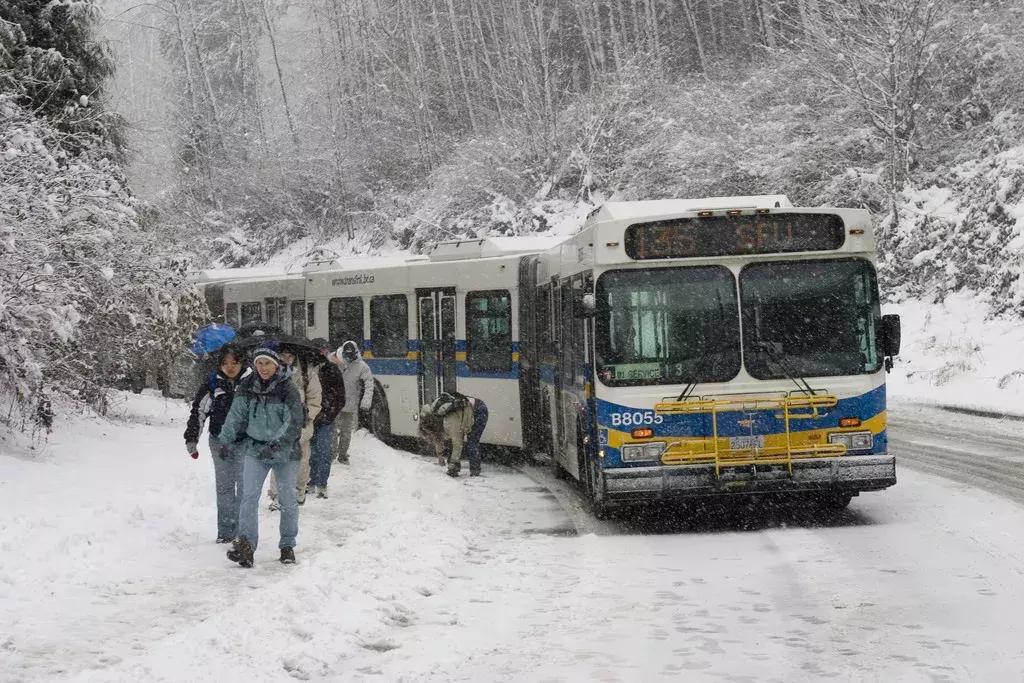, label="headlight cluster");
[828,430,873,453]
[621,441,667,463]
